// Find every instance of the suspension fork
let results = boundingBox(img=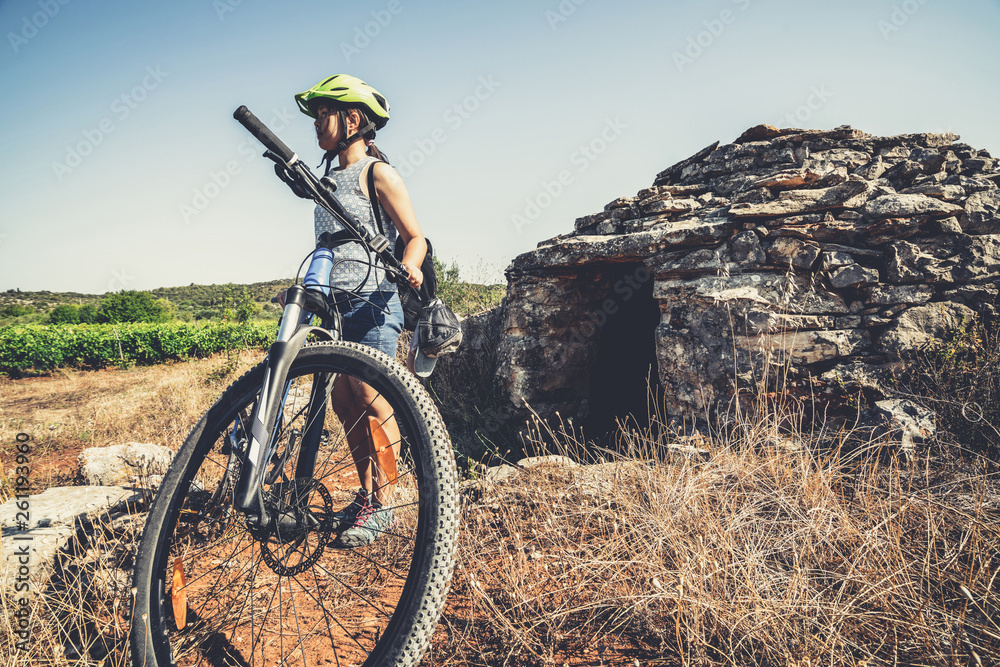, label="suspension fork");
[234,284,339,524]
